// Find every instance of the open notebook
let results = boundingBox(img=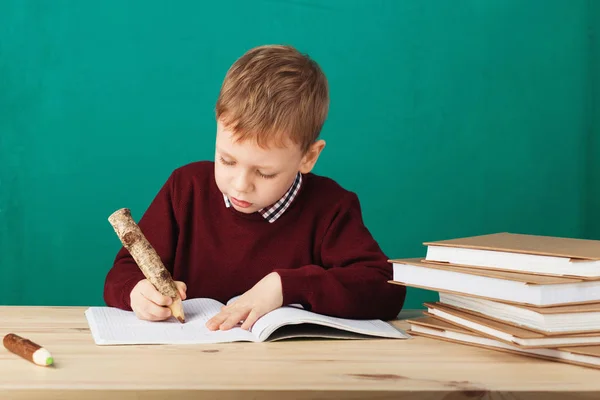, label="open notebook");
[85,297,410,345]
